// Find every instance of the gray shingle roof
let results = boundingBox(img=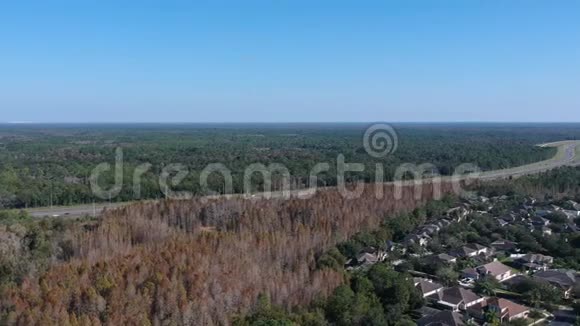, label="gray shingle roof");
[533,270,577,289]
[418,310,465,326]
[519,253,553,264]
[477,261,512,277]
[436,286,481,305]
[415,279,444,295]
